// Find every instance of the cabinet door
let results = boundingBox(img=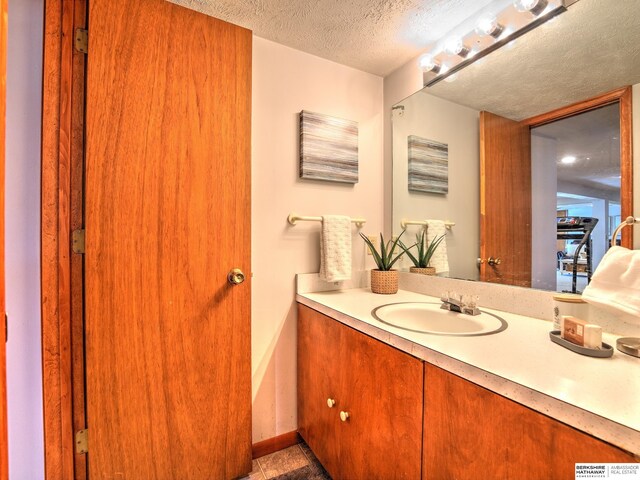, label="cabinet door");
[423,364,637,480]
[298,305,343,476]
[298,304,423,480]
[338,323,423,480]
